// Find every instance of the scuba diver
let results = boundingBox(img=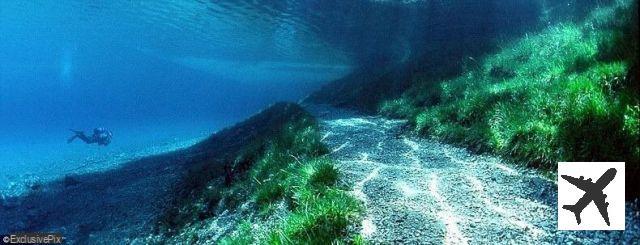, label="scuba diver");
[67,128,113,146]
